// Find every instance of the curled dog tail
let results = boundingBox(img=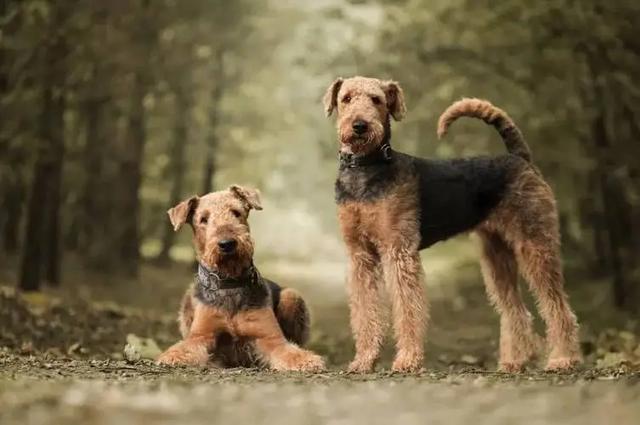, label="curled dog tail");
[437,98,532,162]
